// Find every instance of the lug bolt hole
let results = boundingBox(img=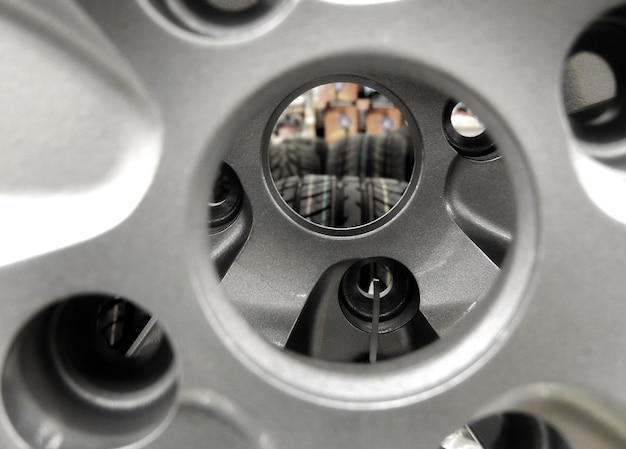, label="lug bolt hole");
[356,262,393,299]
[443,100,495,158]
